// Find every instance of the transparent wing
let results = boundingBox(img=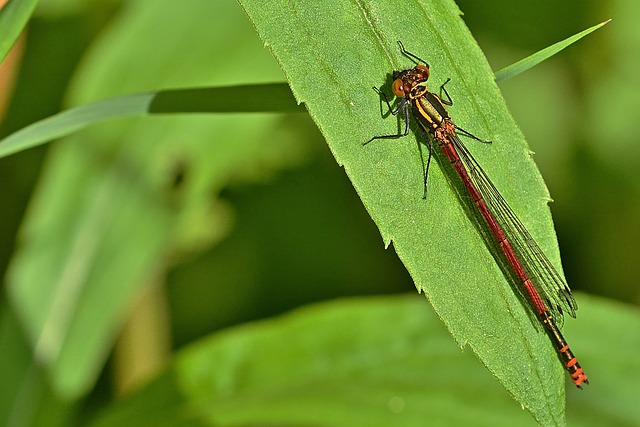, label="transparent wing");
[451,134,577,325]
